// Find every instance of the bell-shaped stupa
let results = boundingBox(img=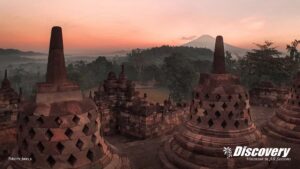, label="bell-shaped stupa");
[159,36,272,169]
[264,72,300,143]
[7,26,131,169]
